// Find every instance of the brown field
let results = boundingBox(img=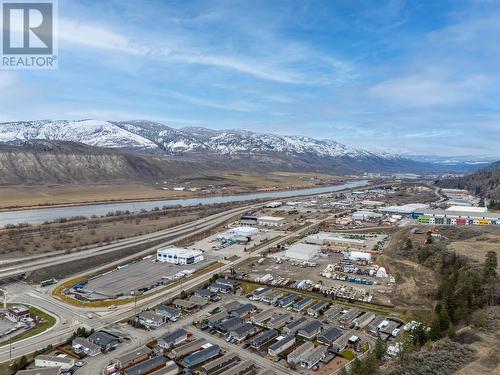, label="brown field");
[0,204,234,259]
[0,171,340,210]
[447,231,500,270]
